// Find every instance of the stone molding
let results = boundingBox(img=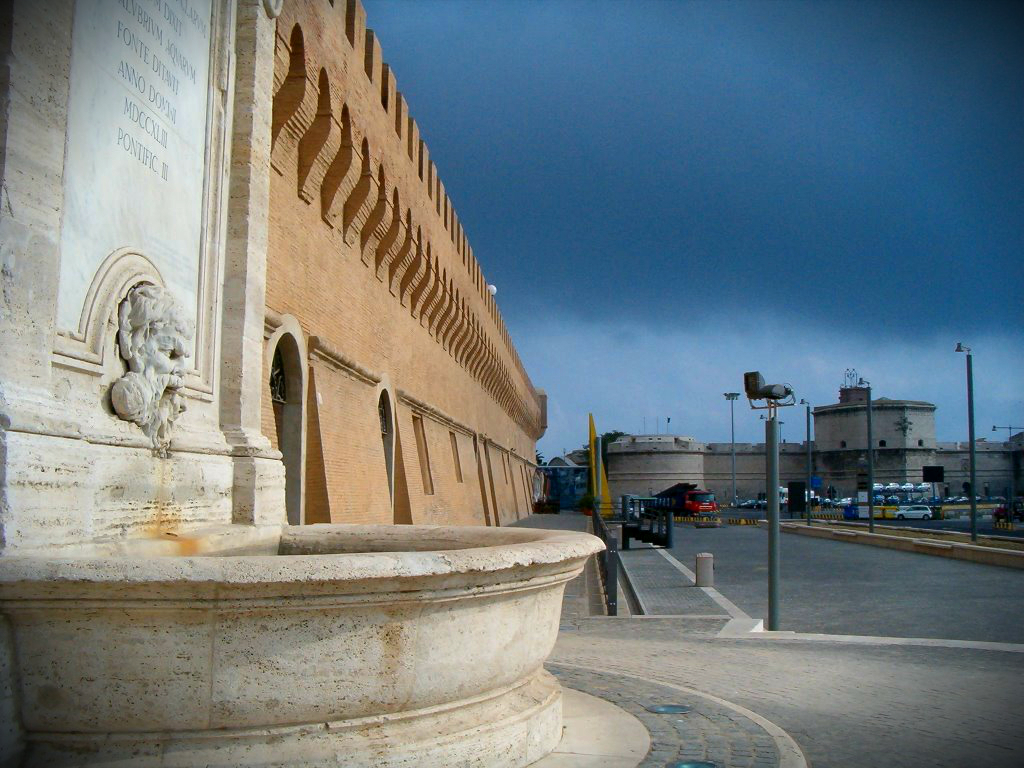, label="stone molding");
[307,335,382,385]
